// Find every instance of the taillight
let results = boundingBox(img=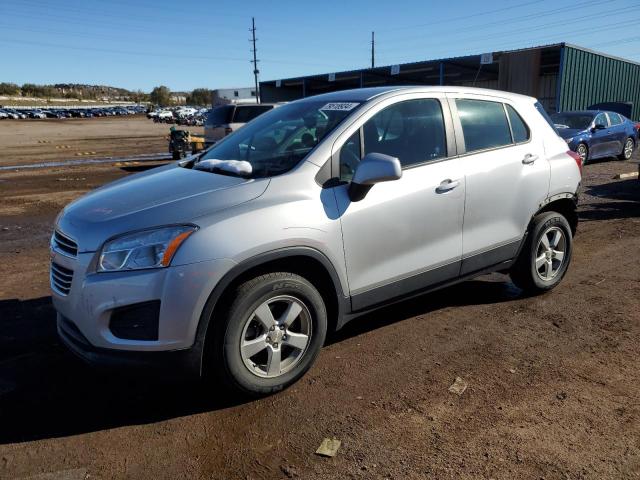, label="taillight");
[567,150,582,175]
